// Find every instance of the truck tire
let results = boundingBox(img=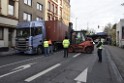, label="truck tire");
[37,46,42,55]
[54,45,58,51]
[85,47,92,54]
